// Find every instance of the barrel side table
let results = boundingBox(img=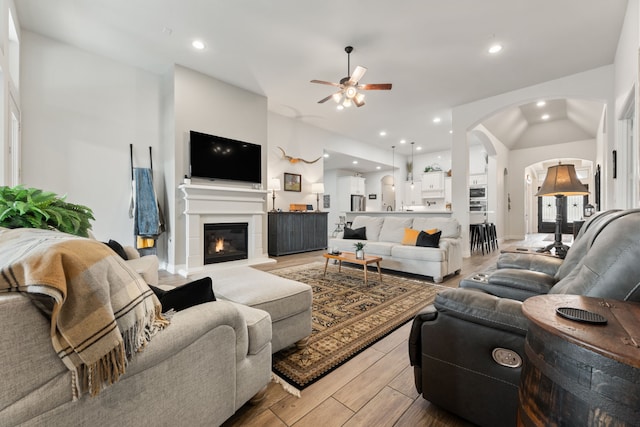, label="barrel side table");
[519,295,640,426]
